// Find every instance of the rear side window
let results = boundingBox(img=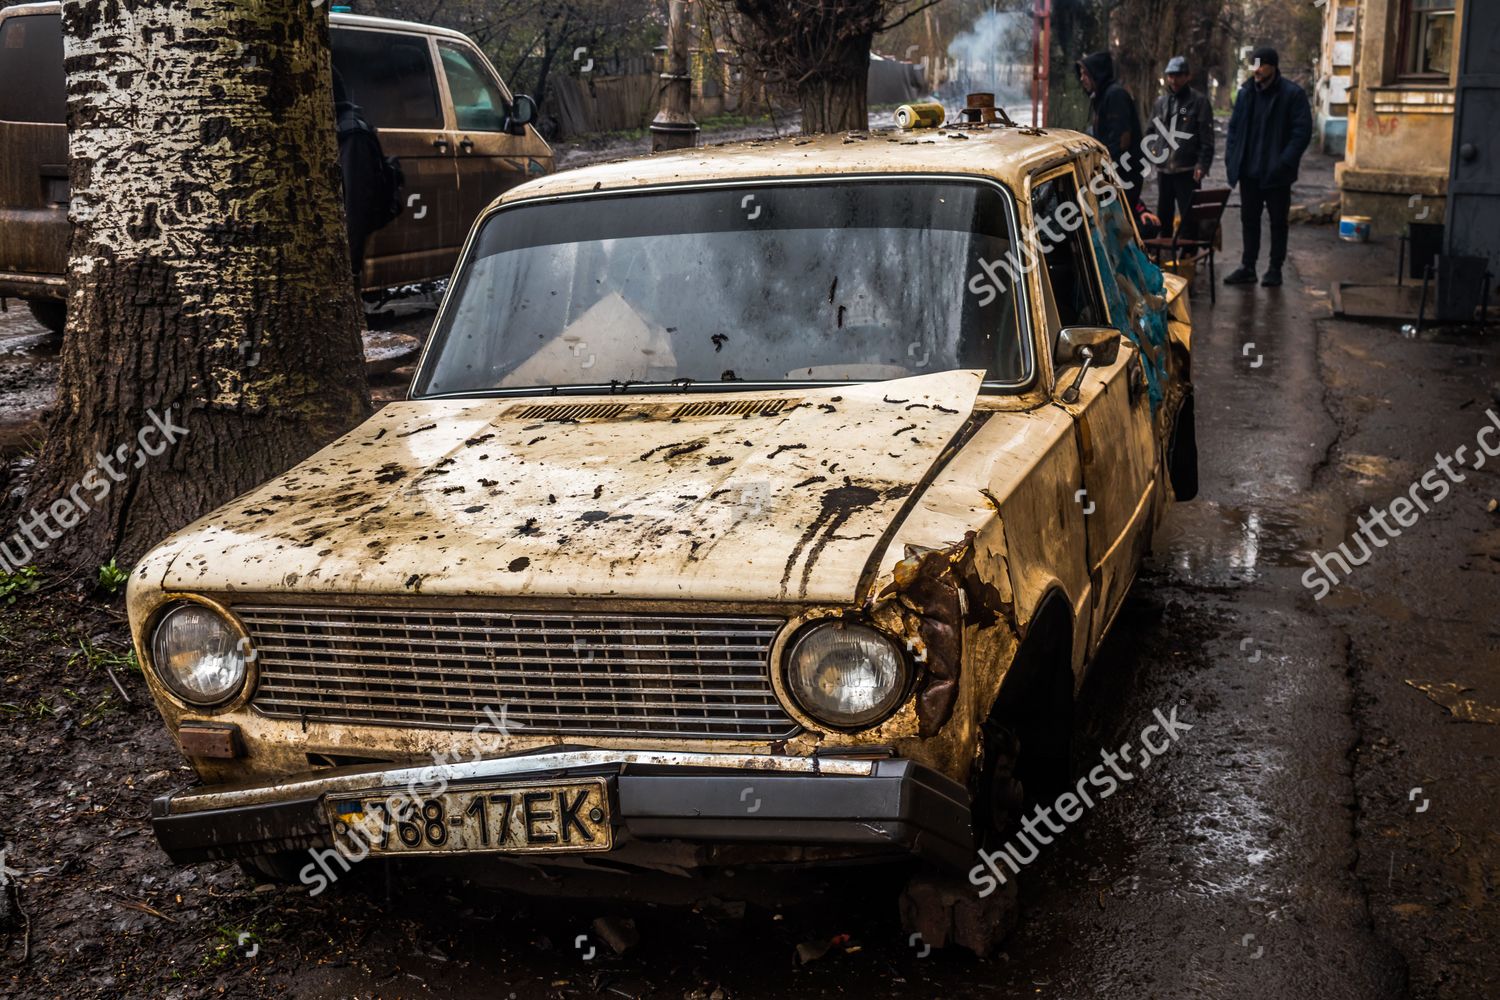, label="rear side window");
[331,28,442,130]
[0,14,66,124]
